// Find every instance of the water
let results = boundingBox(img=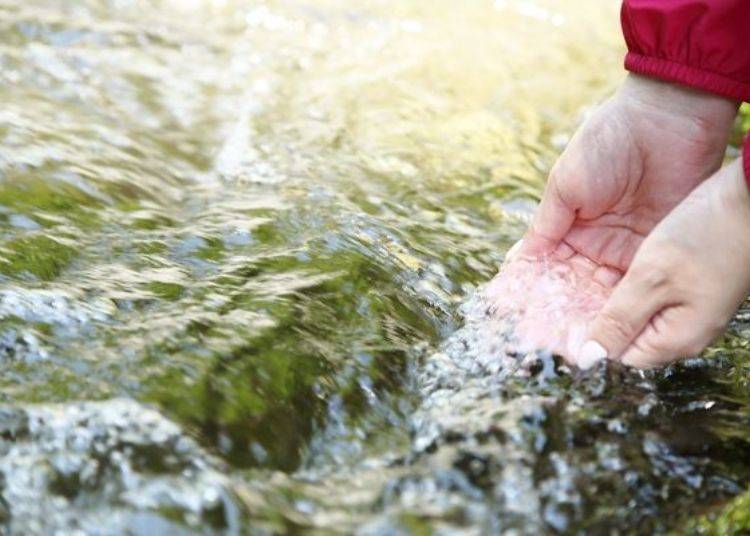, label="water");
[1,0,750,533]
